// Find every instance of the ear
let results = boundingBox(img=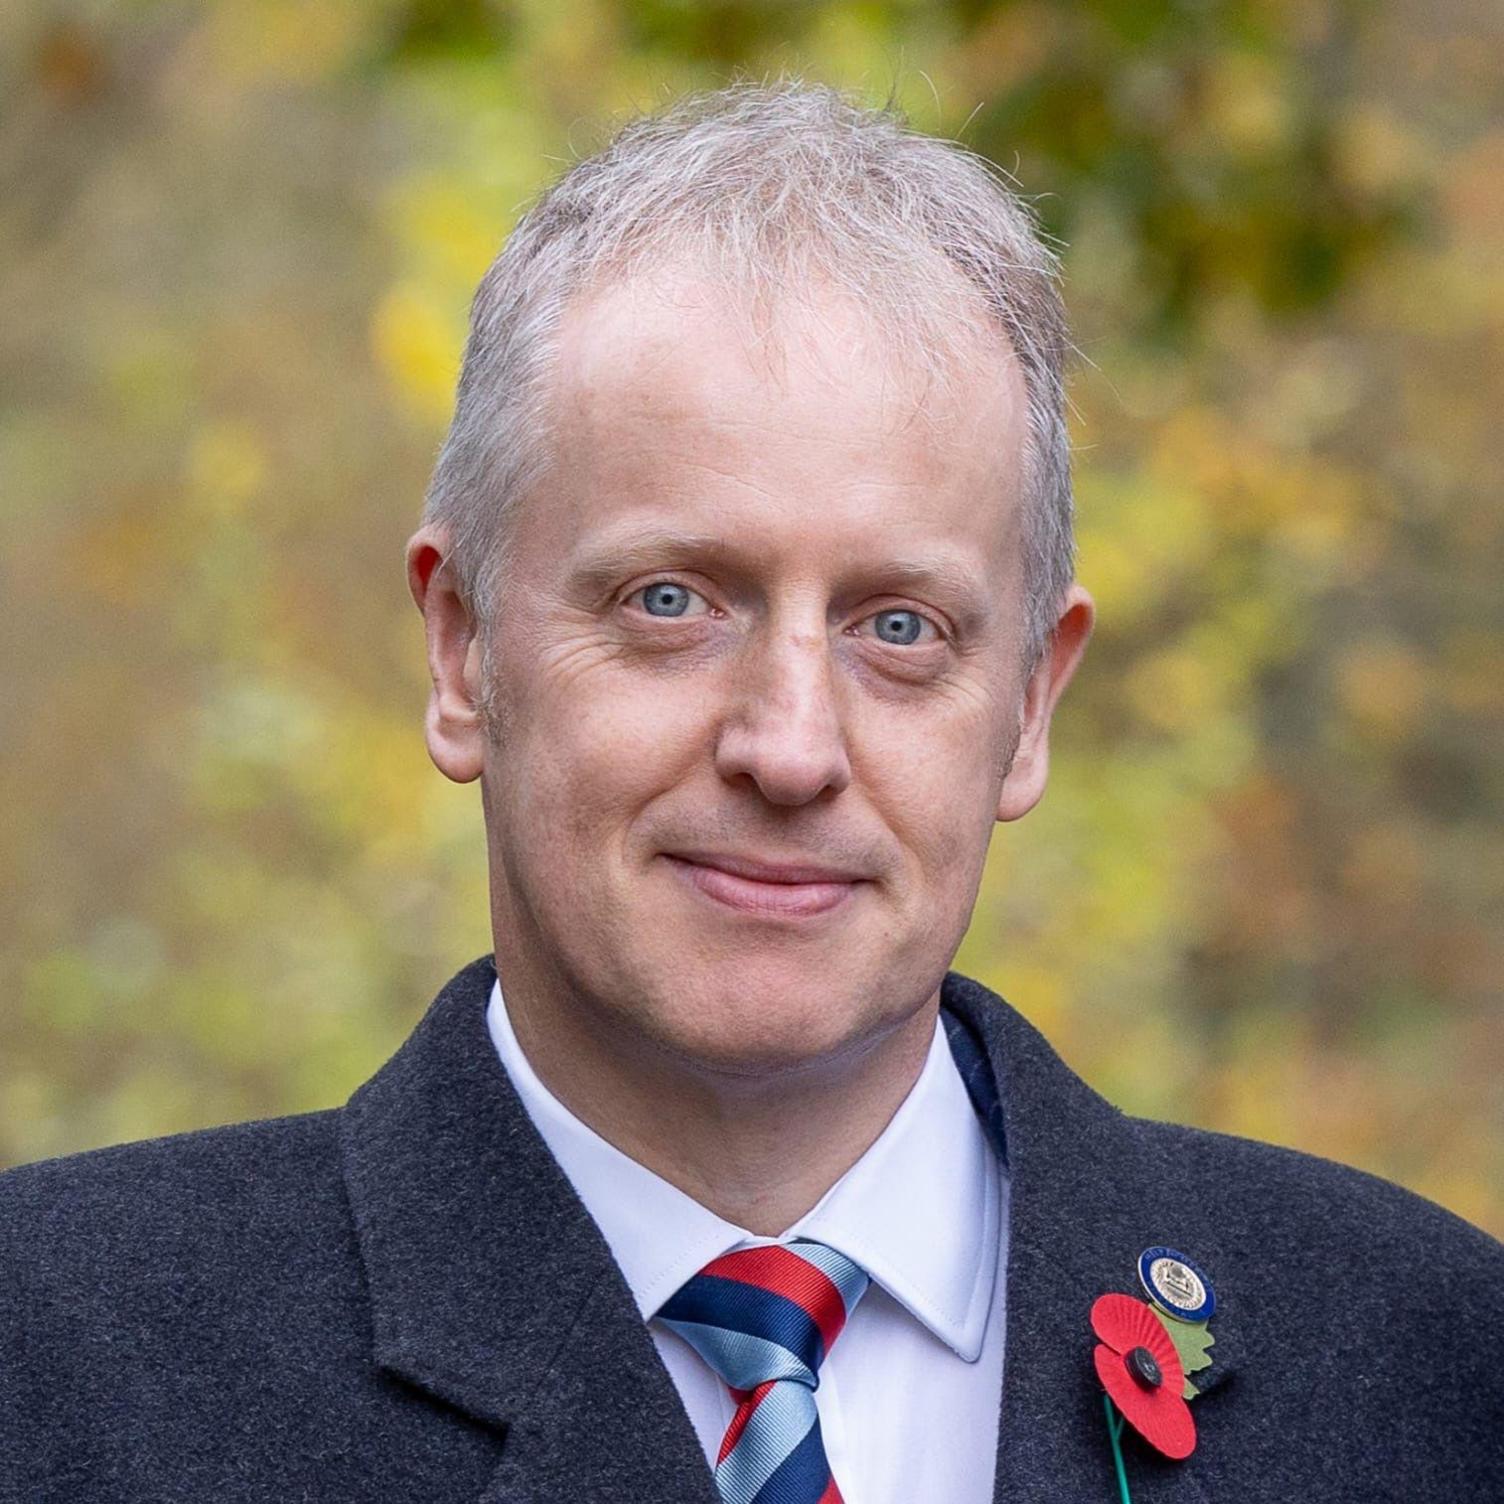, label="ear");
[996,583,1094,823]
[406,524,485,784]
